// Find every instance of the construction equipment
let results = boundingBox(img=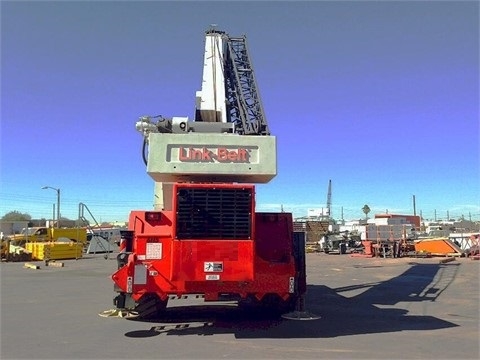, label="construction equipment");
[321,232,348,254]
[109,29,314,320]
[6,227,87,247]
[414,238,464,257]
[326,179,332,219]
